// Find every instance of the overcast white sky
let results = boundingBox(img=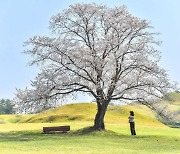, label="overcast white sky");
[0,0,180,100]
